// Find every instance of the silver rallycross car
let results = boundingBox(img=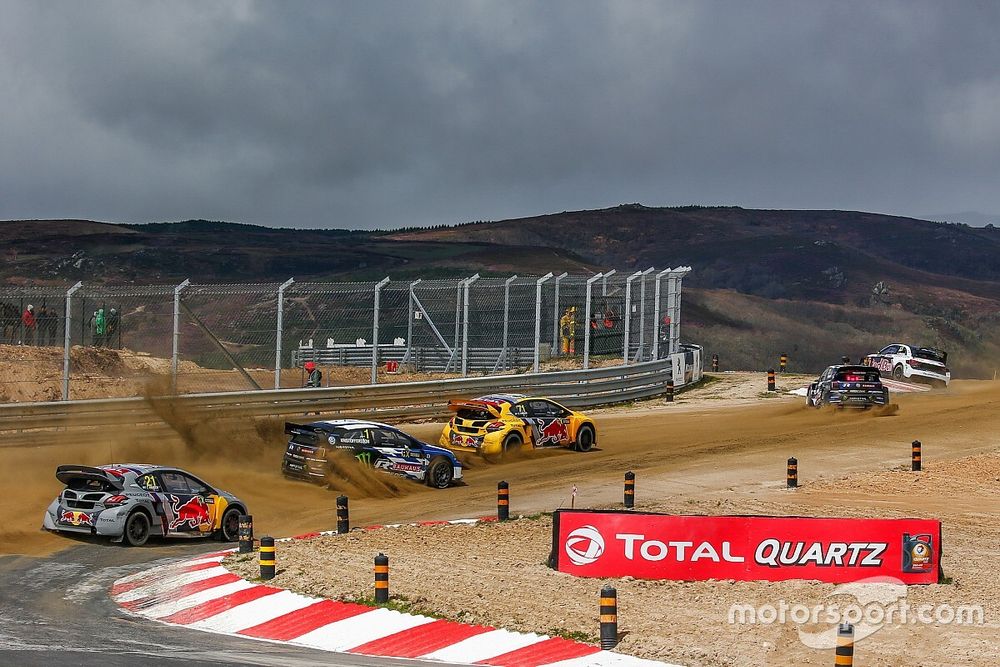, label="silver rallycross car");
[43,464,248,546]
